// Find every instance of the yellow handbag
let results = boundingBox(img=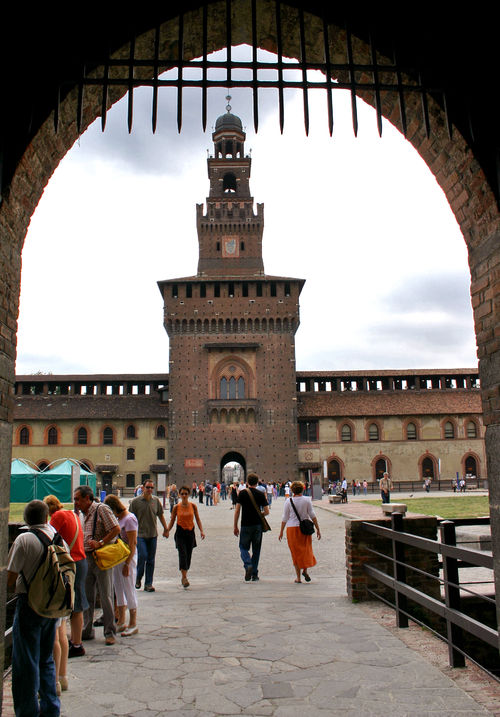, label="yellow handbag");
[94,538,130,570]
